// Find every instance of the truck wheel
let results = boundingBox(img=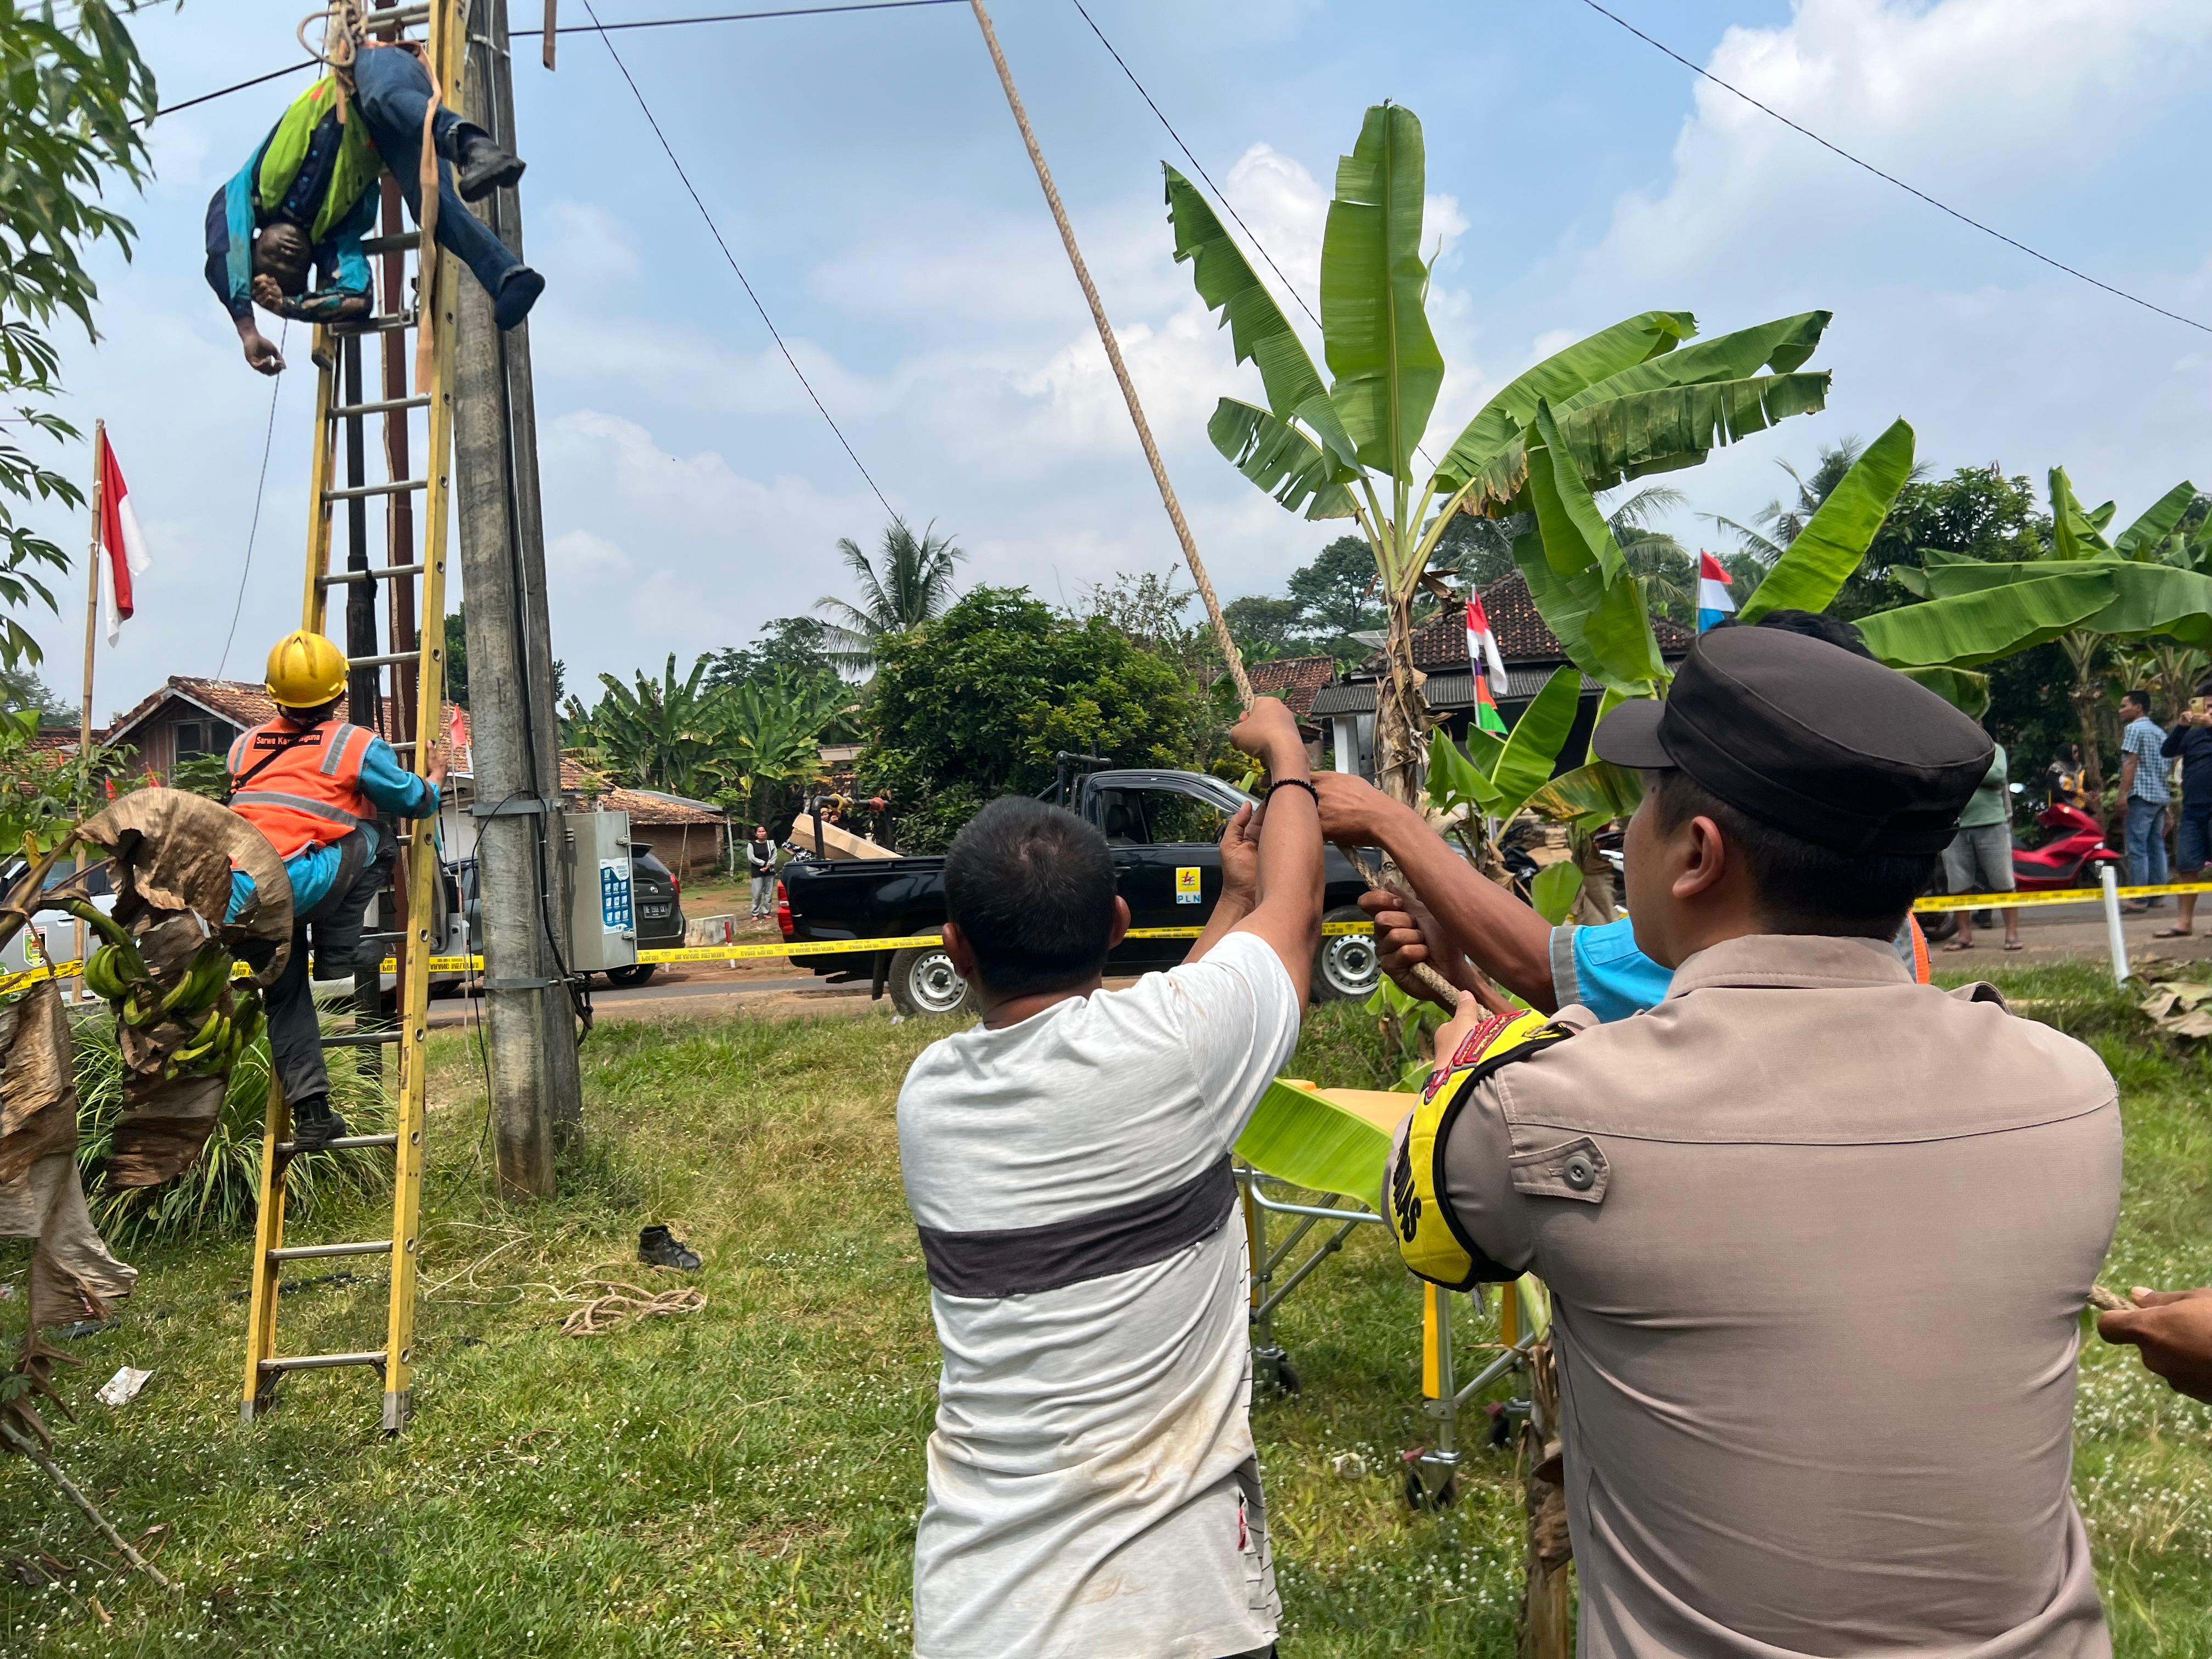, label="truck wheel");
[889,945,972,1017]
[605,963,657,988]
[1313,905,1380,1002]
